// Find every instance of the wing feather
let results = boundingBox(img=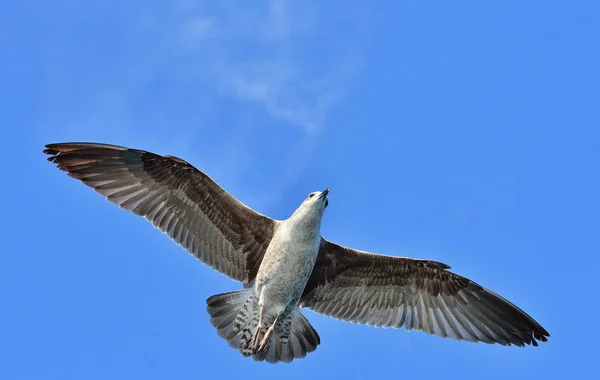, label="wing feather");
[301,239,549,346]
[44,142,276,283]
